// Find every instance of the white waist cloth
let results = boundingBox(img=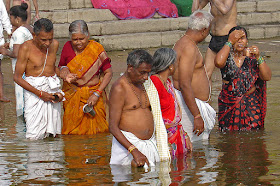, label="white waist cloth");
[110,130,160,166]
[175,89,216,142]
[24,75,63,140]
